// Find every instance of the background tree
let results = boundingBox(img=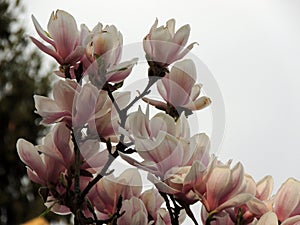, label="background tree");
[0,0,60,224]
